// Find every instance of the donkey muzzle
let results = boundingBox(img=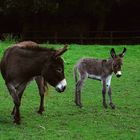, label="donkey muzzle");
[116,71,122,78]
[55,79,67,93]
